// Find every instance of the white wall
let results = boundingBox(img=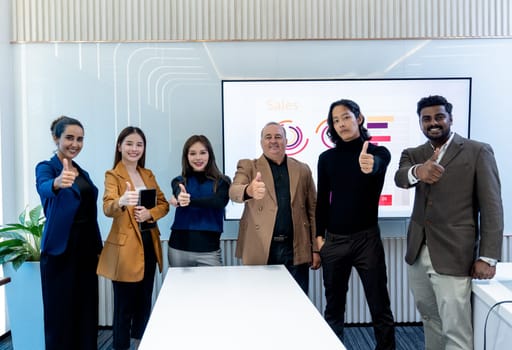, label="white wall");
[0,0,14,336]
[6,40,511,240]
[0,0,15,223]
